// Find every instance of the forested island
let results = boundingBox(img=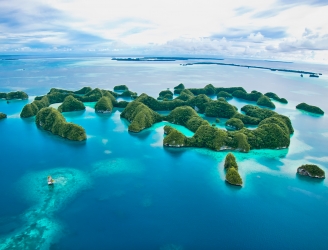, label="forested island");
[297,164,325,178]
[0,112,7,119]
[15,83,298,151]
[0,91,28,100]
[36,107,86,141]
[224,153,242,186]
[296,103,324,115]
